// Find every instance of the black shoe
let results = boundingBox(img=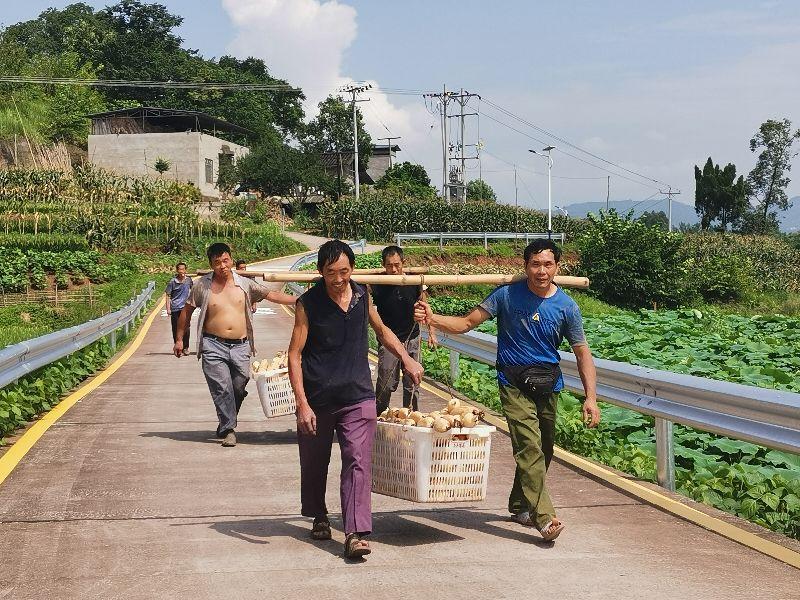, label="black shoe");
[310,517,332,540]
